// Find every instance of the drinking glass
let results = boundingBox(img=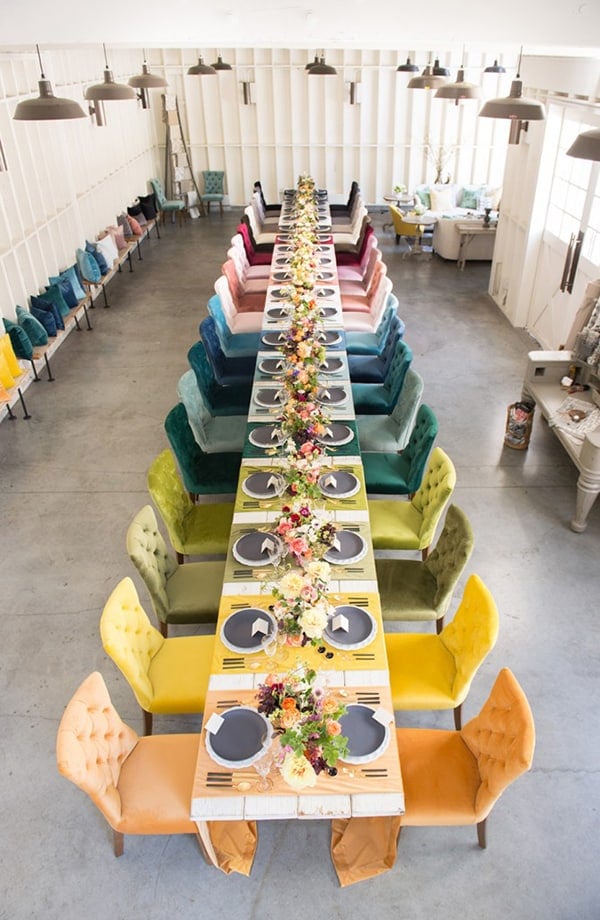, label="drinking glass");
[254,749,274,792]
